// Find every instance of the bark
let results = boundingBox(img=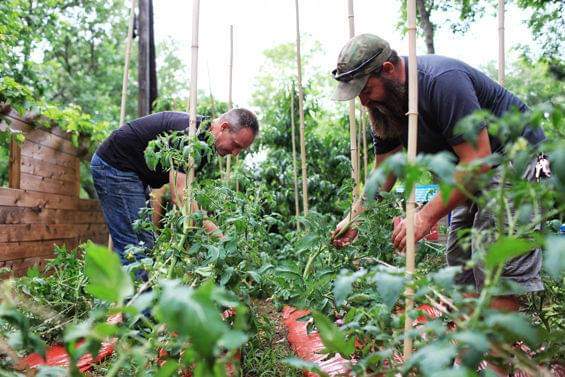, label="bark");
[416,0,435,54]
